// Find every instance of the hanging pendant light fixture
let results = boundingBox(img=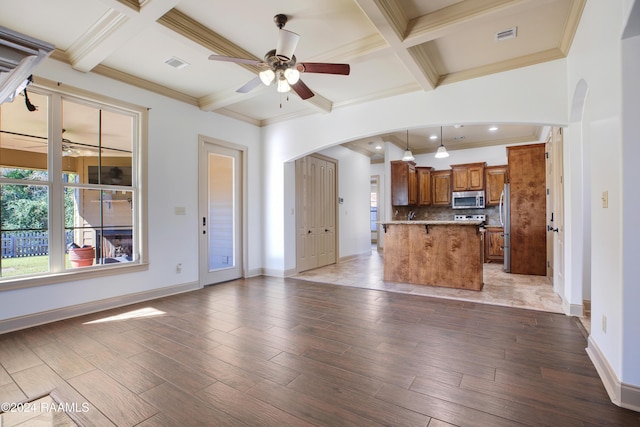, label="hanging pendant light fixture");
[435,126,449,158]
[402,130,415,161]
